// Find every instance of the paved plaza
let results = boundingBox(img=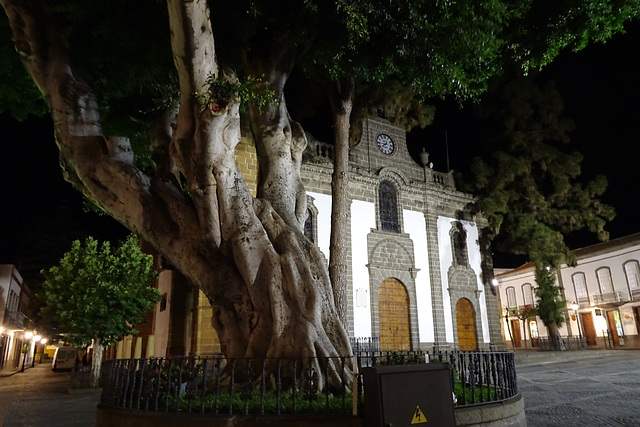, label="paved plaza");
[0,363,99,426]
[516,349,640,426]
[1,350,639,426]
